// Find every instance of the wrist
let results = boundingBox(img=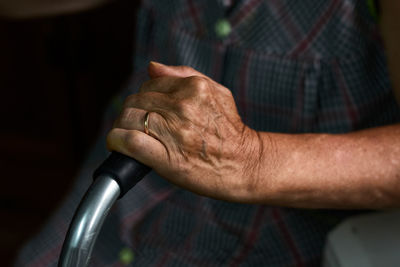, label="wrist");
[229,127,278,203]
[239,131,294,205]
[249,131,282,203]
